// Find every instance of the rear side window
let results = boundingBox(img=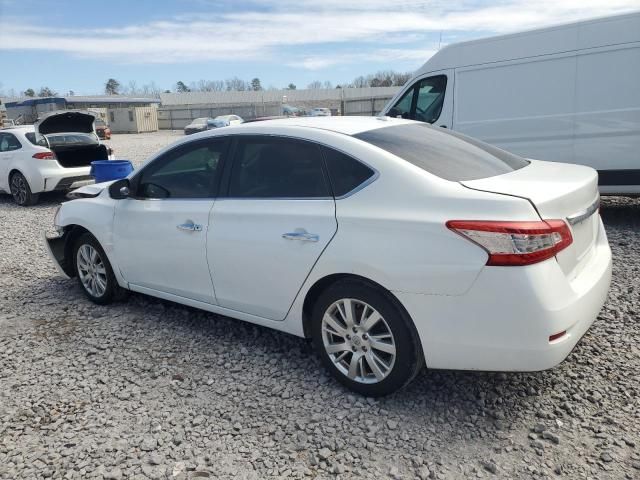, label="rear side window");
[354,123,529,181]
[229,137,330,198]
[322,147,375,197]
[25,132,49,147]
